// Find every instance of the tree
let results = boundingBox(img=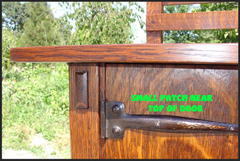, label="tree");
[60,2,144,45]
[55,17,73,45]
[2,2,29,33]
[19,2,64,47]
